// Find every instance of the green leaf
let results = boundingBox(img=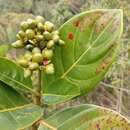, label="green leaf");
[43,94,77,105]
[0,57,35,94]
[0,82,43,130]
[0,104,43,130]
[42,9,123,105]
[0,57,73,105]
[38,104,130,130]
[0,81,28,109]
[0,45,9,57]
